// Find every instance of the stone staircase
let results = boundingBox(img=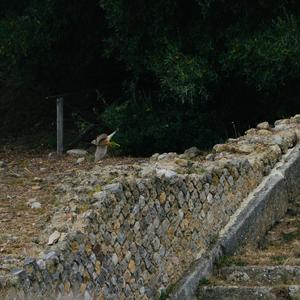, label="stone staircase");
[197,197,300,300]
[198,265,300,299]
